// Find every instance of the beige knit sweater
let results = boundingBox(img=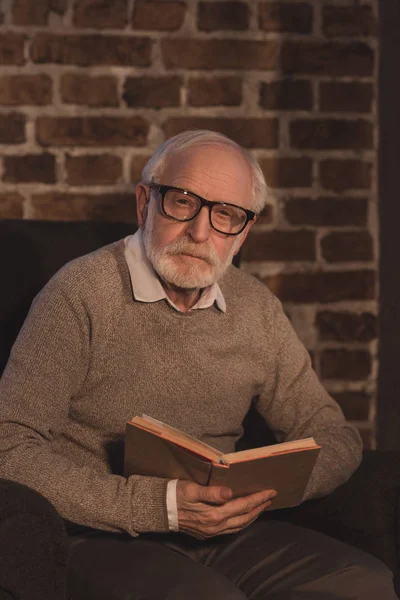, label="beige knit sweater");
[0,241,362,536]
